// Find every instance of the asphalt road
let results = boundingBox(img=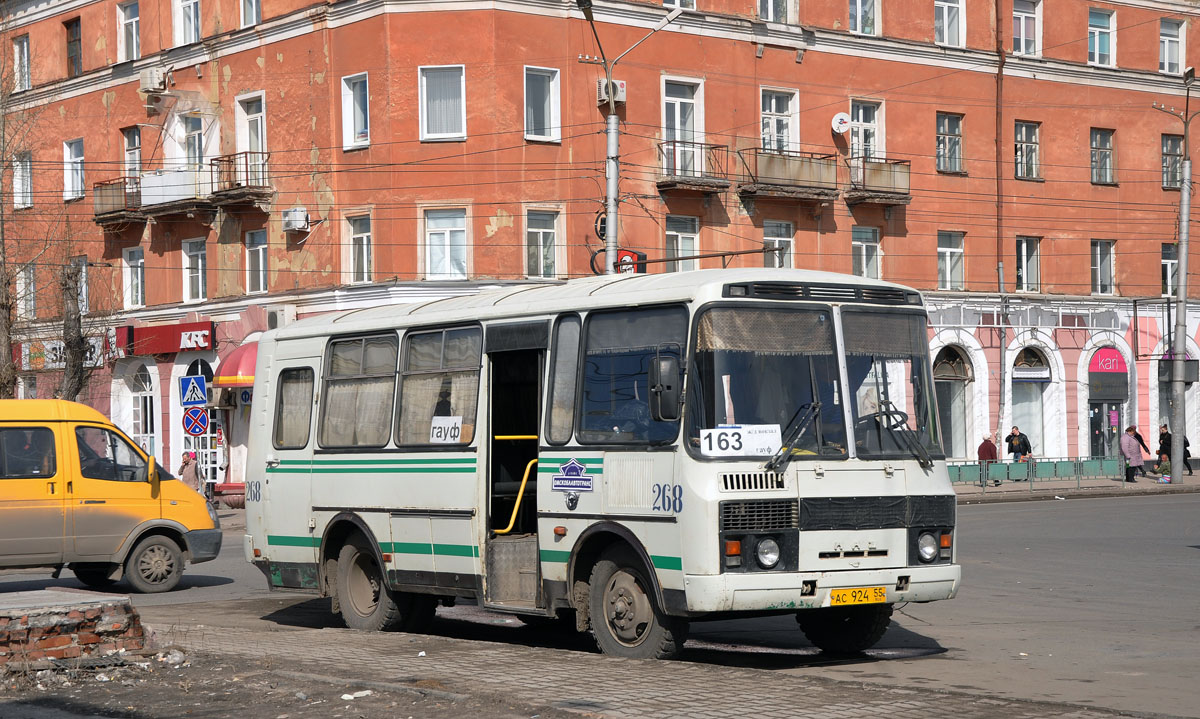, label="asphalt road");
[3,495,1198,717]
